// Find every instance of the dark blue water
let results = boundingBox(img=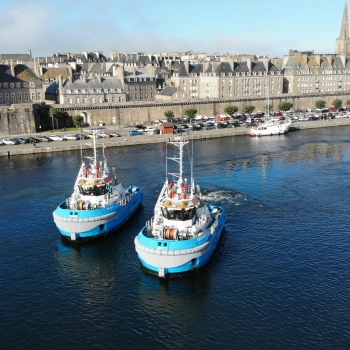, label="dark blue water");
[1,128,350,349]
